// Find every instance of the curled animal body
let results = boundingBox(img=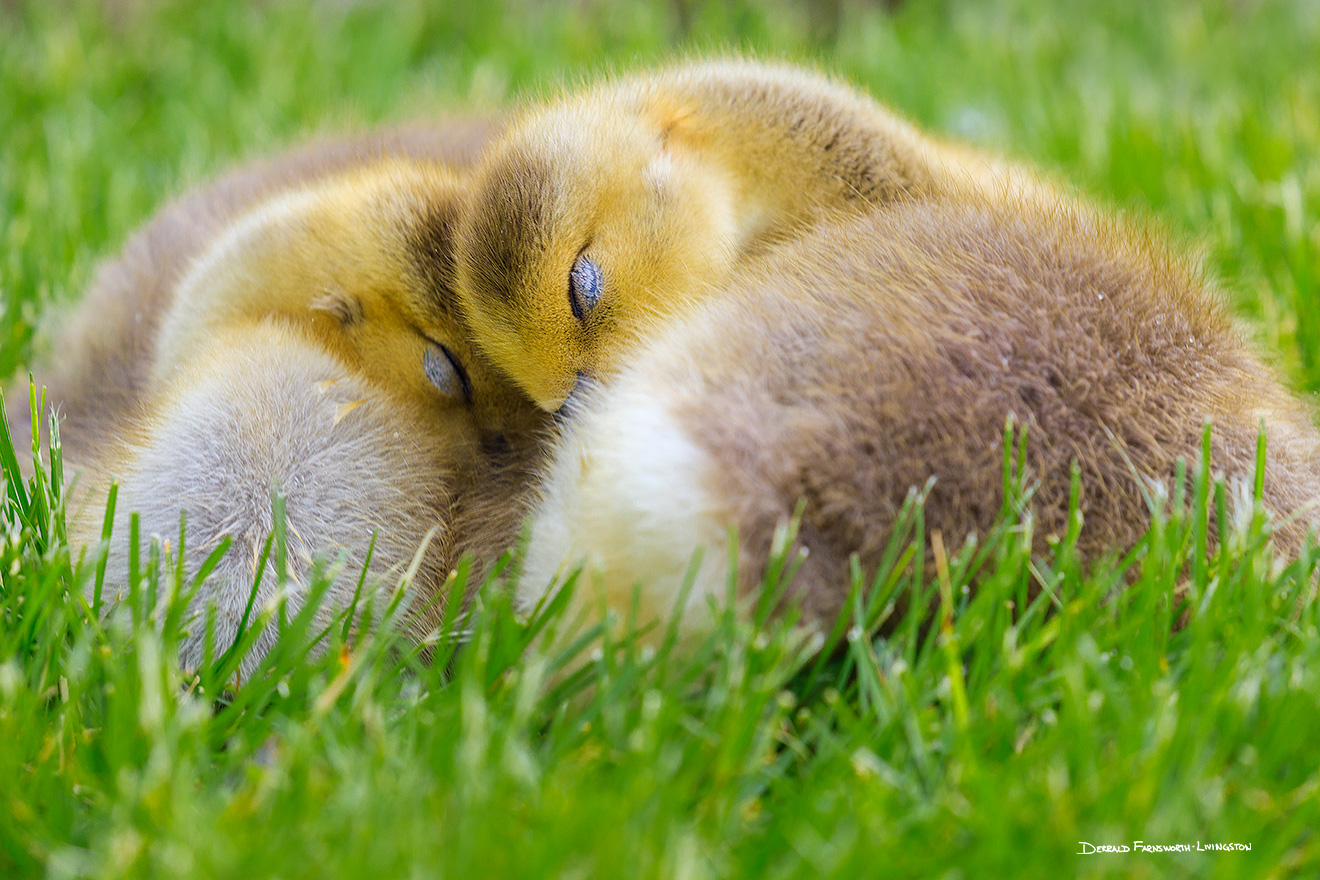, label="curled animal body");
[11,85,1318,670]
[7,121,552,676]
[518,190,1320,644]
